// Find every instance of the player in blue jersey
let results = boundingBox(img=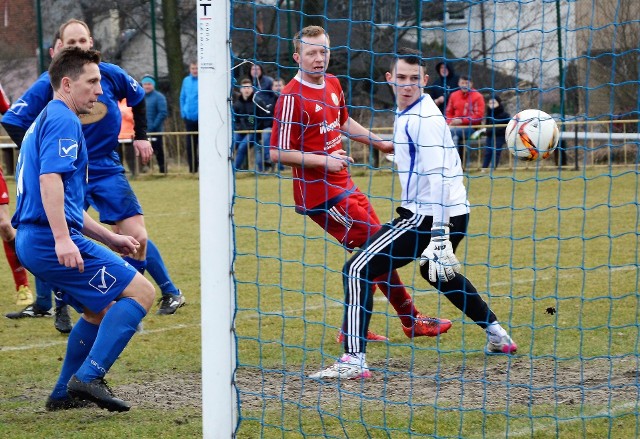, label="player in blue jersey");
[2,21,185,326]
[13,46,155,412]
